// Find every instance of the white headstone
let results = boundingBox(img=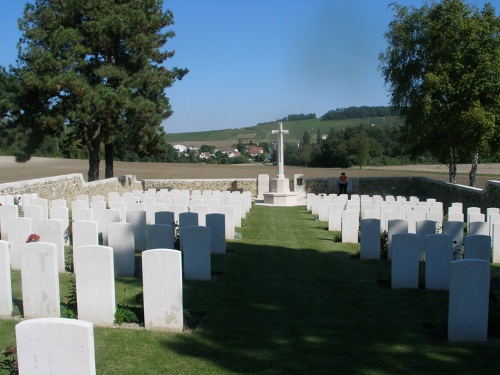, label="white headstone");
[443,221,464,259]
[0,241,12,317]
[181,226,211,281]
[142,249,183,332]
[448,259,490,342]
[108,222,136,277]
[0,204,18,241]
[74,245,115,326]
[206,213,226,255]
[21,242,60,318]
[38,219,65,272]
[146,224,175,250]
[425,234,453,290]
[16,318,96,374]
[73,221,99,249]
[388,219,408,260]
[464,234,491,262]
[126,210,147,252]
[6,217,32,270]
[341,210,359,243]
[360,219,381,260]
[391,233,422,289]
